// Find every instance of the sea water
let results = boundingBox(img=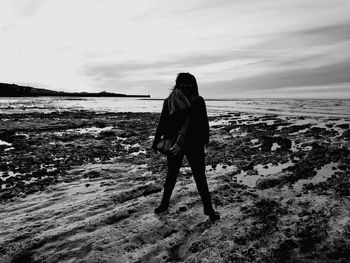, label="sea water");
[0,97,349,118]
